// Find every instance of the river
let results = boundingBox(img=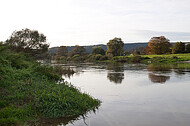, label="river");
[42,63,190,126]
